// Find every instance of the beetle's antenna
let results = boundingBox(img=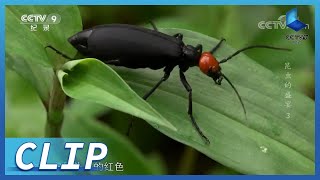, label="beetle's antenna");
[221,73,247,120]
[209,38,226,54]
[45,45,73,60]
[219,45,291,64]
